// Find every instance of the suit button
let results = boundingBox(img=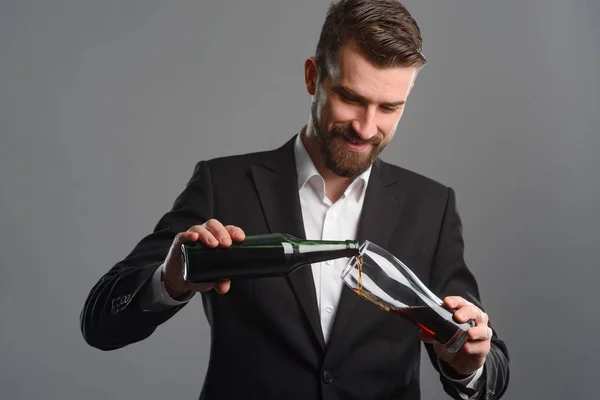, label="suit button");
[322,370,333,384]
